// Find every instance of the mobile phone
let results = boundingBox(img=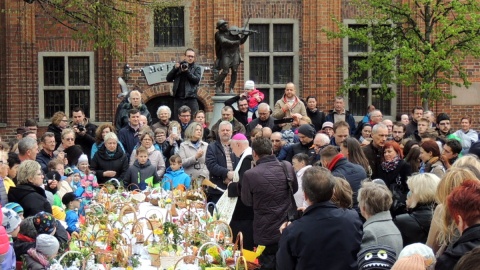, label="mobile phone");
[274,118,294,125]
[172,126,178,135]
